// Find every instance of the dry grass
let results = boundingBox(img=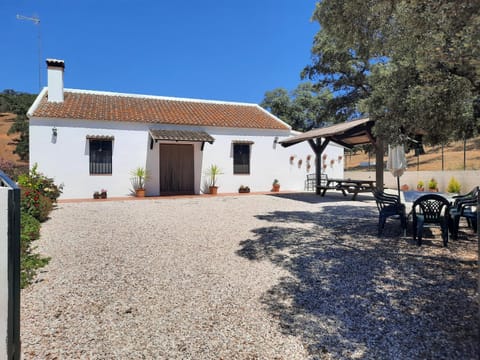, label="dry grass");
[345,138,480,171]
[0,112,27,164]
